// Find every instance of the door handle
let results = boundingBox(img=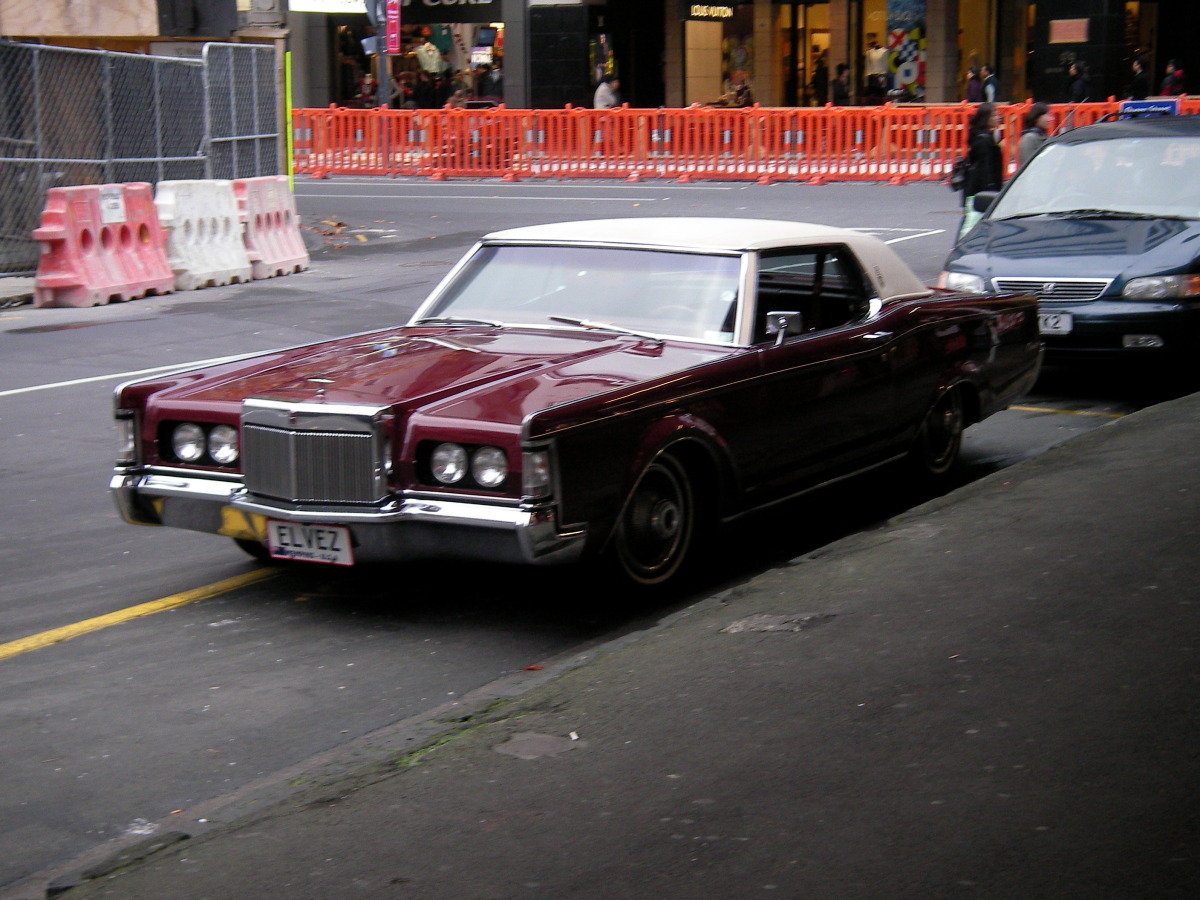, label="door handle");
[860,331,893,340]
